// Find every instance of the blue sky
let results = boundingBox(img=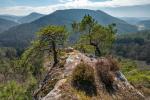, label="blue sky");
[0,0,108,7]
[0,0,150,17]
[0,0,58,7]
